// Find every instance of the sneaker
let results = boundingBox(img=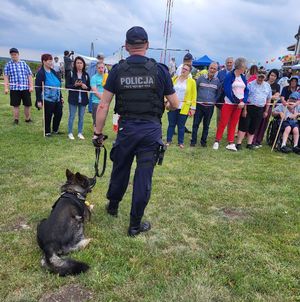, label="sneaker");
[212,142,219,150]
[201,142,207,147]
[292,146,300,154]
[280,145,291,153]
[246,144,255,150]
[253,143,262,149]
[105,203,118,217]
[52,131,64,135]
[25,119,33,123]
[236,144,242,151]
[45,133,51,137]
[226,143,237,151]
[128,221,151,237]
[190,143,196,147]
[13,119,19,125]
[68,133,75,140]
[78,133,85,140]
[178,144,184,149]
